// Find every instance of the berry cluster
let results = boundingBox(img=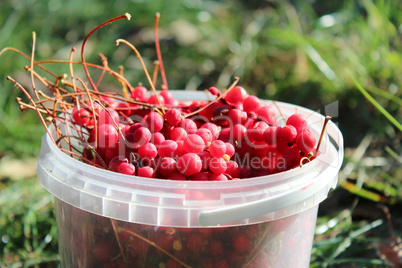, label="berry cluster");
[71,84,318,181]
